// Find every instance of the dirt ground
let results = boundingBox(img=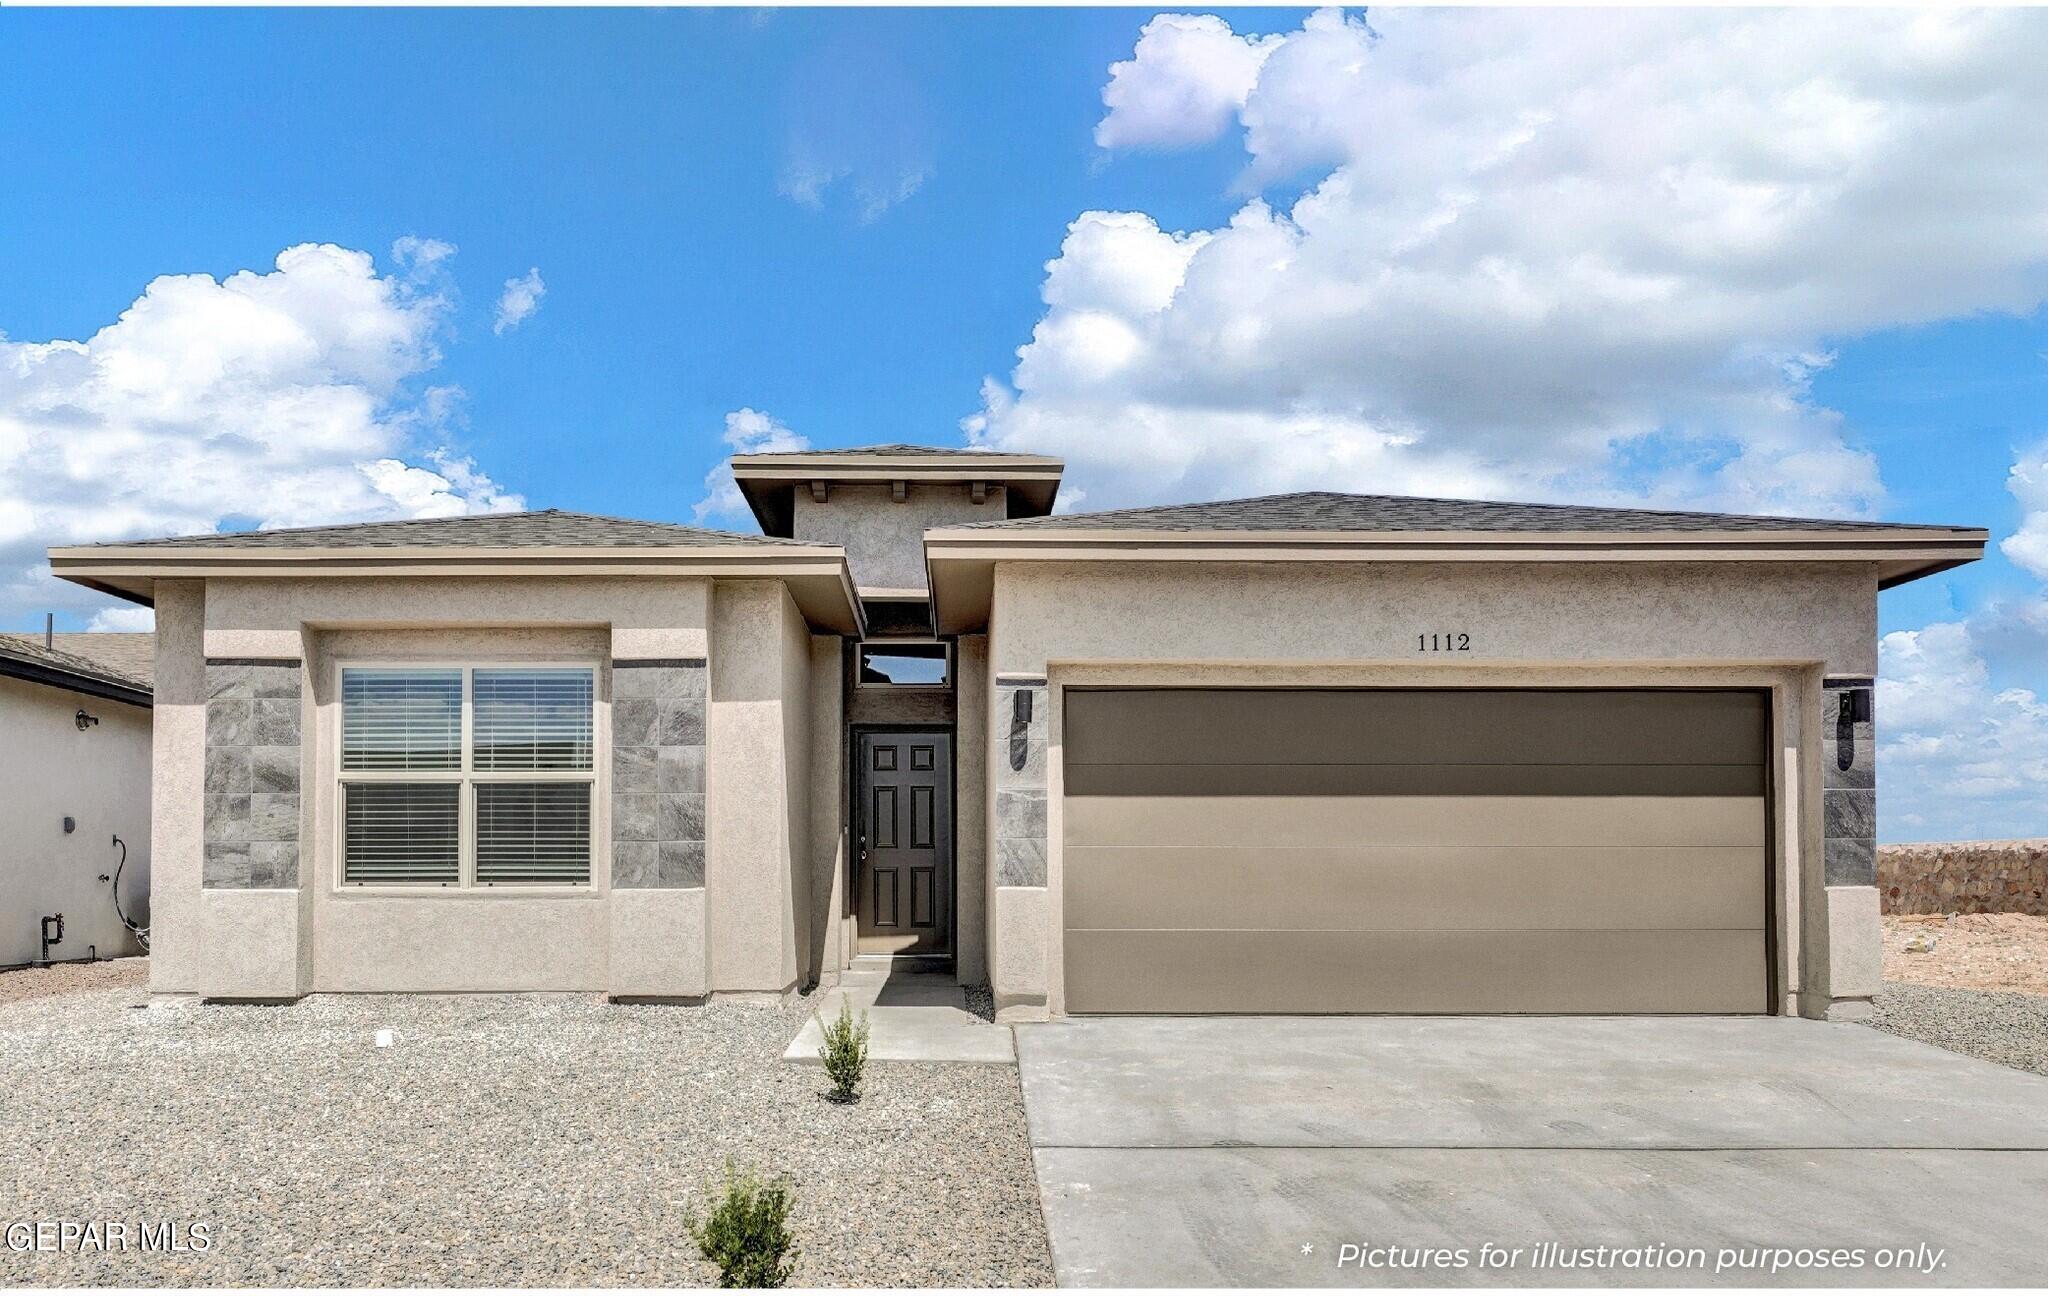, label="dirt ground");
[0,956,147,1006]
[1883,913,2048,996]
